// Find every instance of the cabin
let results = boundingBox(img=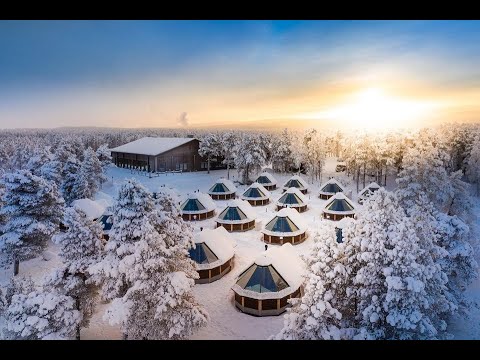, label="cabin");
[189,227,236,284]
[232,243,304,316]
[262,207,307,245]
[110,136,223,173]
[318,178,345,200]
[180,193,216,221]
[322,192,356,221]
[208,178,237,200]
[276,187,308,213]
[254,172,277,191]
[241,182,271,206]
[357,182,381,204]
[282,175,309,194]
[216,199,256,232]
